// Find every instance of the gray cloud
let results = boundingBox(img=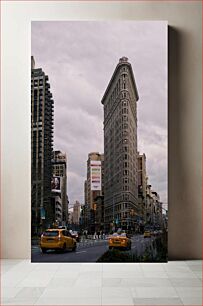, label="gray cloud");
[32,21,167,206]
